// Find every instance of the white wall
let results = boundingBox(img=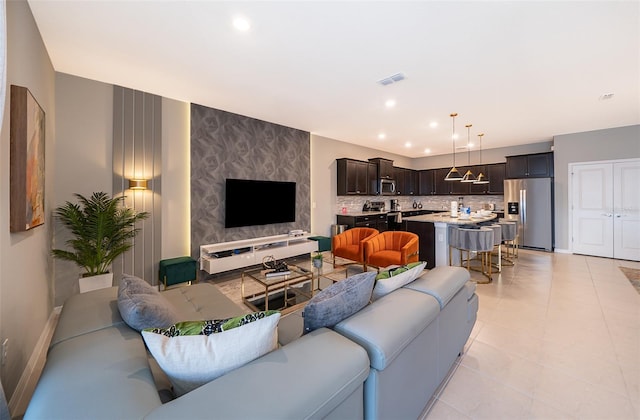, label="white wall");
[553,125,640,250]
[161,98,190,258]
[310,134,413,237]
[0,0,55,401]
